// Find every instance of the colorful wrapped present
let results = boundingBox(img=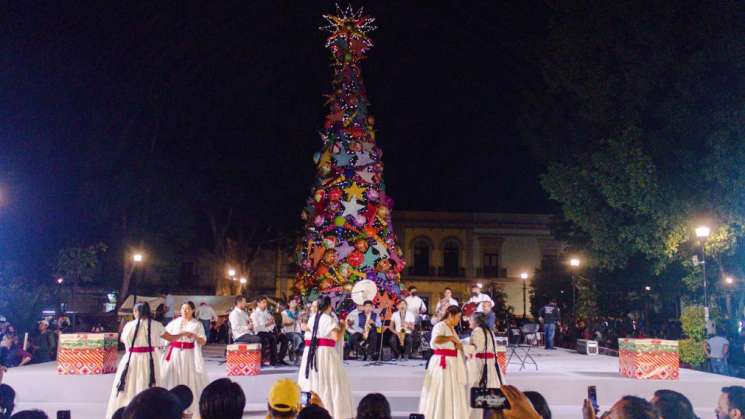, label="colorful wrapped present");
[226,343,262,376]
[618,339,679,380]
[496,345,507,376]
[57,333,118,375]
